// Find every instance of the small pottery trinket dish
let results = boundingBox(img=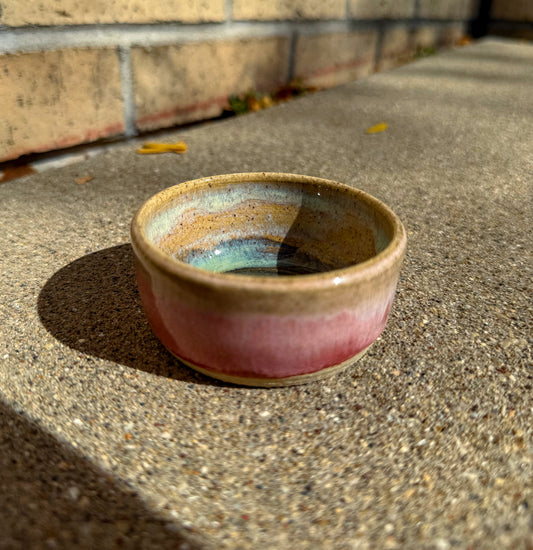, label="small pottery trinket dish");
[131,173,406,386]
